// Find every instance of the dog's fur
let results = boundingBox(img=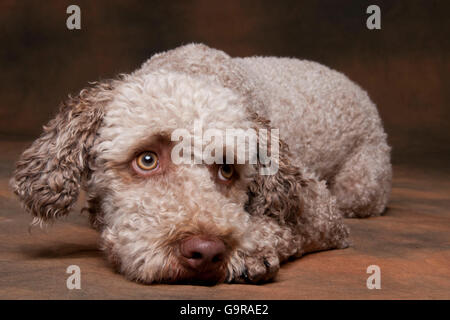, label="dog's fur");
[11,44,391,284]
